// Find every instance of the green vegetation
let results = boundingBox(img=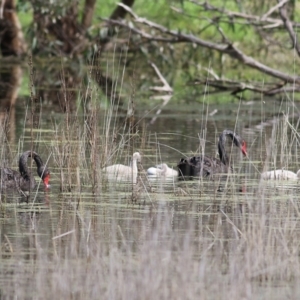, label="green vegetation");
[3,0,299,105]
